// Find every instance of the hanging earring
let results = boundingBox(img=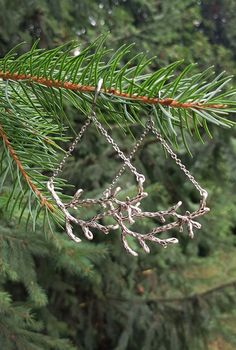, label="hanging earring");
[47,79,150,245]
[47,79,210,256]
[47,80,116,242]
